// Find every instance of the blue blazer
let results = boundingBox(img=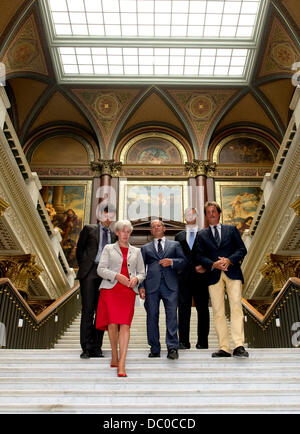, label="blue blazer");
[194,225,247,285]
[140,239,187,293]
